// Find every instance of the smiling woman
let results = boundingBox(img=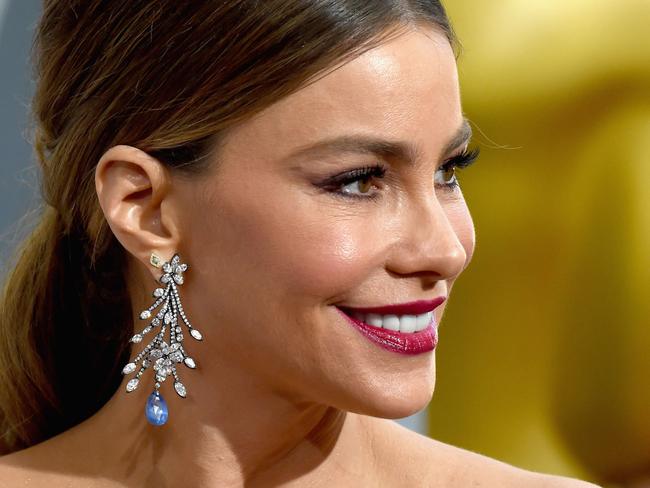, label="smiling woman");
[0,1,599,487]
